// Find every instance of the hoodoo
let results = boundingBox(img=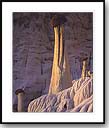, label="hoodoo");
[81,57,88,80]
[15,89,25,112]
[49,15,72,94]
